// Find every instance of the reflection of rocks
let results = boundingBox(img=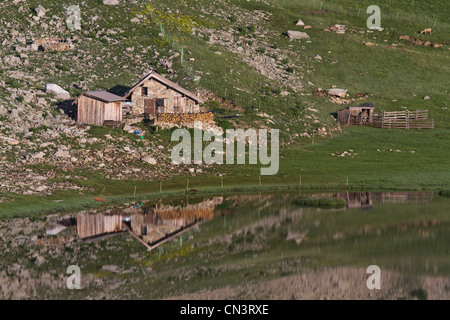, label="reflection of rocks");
[167,267,450,300]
